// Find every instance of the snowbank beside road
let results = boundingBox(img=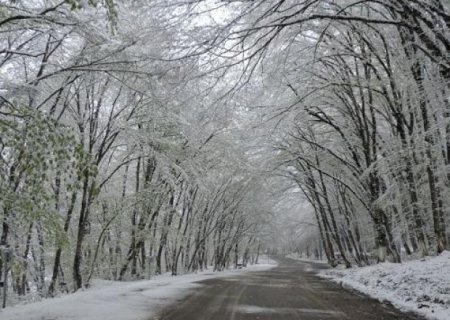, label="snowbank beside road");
[320,251,450,320]
[0,259,277,320]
